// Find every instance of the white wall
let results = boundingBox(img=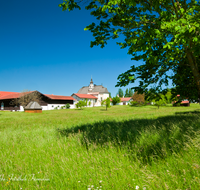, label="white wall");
[72,95,96,107]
